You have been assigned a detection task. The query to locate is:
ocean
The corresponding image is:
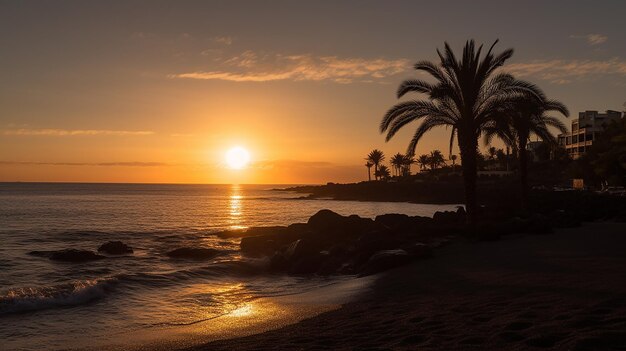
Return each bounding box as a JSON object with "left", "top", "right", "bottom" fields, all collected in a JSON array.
[{"left": 0, "top": 183, "right": 458, "bottom": 350}]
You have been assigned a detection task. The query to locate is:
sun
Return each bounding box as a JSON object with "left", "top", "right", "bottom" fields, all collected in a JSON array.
[{"left": 225, "top": 146, "right": 251, "bottom": 169}]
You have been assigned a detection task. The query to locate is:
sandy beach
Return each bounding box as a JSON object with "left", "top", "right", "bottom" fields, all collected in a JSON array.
[{"left": 187, "top": 222, "right": 626, "bottom": 350}]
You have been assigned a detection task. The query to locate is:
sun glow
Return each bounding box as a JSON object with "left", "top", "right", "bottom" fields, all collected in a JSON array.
[{"left": 225, "top": 147, "right": 251, "bottom": 169}]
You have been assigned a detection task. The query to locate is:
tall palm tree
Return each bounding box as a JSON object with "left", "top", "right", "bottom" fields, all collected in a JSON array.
[
  {"left": 450, "top": 154, "right": 458, "bottom": 168},
  {"left": 366, "top": 149, "right": 385, "bottom": 180},
  {"left": 390, "top": 153, "right": 405, "bottom": 176},
  {"left": 417, "top": 154, "right": 429, "bottom": 172},
  {"left": 485, "top": 92, "right": 569, "bottom": 211},
  {"left": 381, "top": 40, "right": 538, "bottom": 228},
  {"left": 365, "top": 161, "right": 373, "bottom": 181}
]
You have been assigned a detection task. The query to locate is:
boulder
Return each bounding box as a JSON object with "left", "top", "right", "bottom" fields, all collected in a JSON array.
[
  {"left": 98, "top": 241, "right": 133, "bottom": 255},
  {"left": 307, "top": 209, "right": 346, "bottom": 231},
  {"left": 166, "top": 247, "right": 220, "bottom": 260},
  {"left": 30, "top": 249, "right": 106, "bottom": 263},
  {"left": 358, "top": 249, "right": 412, "bottom": 276}
]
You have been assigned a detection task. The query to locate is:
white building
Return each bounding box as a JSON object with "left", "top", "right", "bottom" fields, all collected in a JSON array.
[{"left": 558, "top": 110, "right": 623, "bottom": 159}]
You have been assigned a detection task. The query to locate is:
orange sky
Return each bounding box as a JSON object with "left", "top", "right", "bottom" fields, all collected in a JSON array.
[{"left": 1, "top": 1, "right": 625, "bottom": 184}]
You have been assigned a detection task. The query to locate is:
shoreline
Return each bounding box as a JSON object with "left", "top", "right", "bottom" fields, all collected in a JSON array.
[{"left": 186, "top": 221, "right": 626, "bottom": 350}]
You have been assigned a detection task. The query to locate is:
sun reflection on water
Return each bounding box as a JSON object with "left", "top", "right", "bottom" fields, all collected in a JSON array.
[{"left": 228, "top": 184, "right": 247, "bottom": 230}]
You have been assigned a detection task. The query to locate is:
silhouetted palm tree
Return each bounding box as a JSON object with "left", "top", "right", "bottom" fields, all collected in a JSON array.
[
  {"left": 485, "top": 91, "right": 569, "bottom": 211},
  {"left": 365, "top": 161, "right": 373, "bottom": 181},
  {"left": 376, "top": 165, "right": 391, "bottom": 180},
  {"left": 390, "top": 153, "right": 405, "bottom": 176},
  {"left": 367, "top": 149, "right": 385, "bottom": 180},
  {"left": 417, "top": 154, "right": 429, "bottom": 172},
  {"left": 429, "top": 150, "right": 445, "bottom": 170},
  {"left": 381, "top": 40, "right": 538, "bottom": 228},
  {"left": 402, "top": 154, "right": 416, "bottom": 176},
  {"left": 450, "top": 154, "right": 458, "bottom": 169}
]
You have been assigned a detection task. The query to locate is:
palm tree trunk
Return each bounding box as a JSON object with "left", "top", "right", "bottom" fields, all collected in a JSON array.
[
  {"left": 519, "top": 139, "right": 529, "bottom": 213},
  {"left": 367, "top": 168, "right": 371, "bottom": 181},
  {"left": 459, "top": 135, "right": 478, "bottom": 232}
]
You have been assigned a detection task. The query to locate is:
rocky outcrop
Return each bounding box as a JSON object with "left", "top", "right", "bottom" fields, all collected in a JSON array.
[
  {"left": 30, "top": 249, "right": 106, "bottom": 263},
  {"left": 98, "top": 241, "right": 133, "bottom": 255}
]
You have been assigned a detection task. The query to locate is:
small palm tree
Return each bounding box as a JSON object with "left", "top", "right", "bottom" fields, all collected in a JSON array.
[
  {"left": 485, "top": 91, "right": 569, "bottom": 211},
  {"left": 376, "top": 165, "right": 391, "bottom": 180},
  {"left": 417, "top": 154, "right": 429, "bottom": 172},
  {"left": 450, "top": 154, "right": 458, "bottom": 169},
  {"left": 381, "top": 40, "right": 538, "bottom": 228},
  {"left": 390, "top": 153, "right": 405, "bottom": 177},
  {"left": 429, "top": 150, "right": 445, "bottom": 170},
  {"left": 402, "top": 154, "right": 416, "bottom": 176},
  {"left": 365, "top": 161, "right": 373, "bottom": 181},
  {"left": 366, "top": 149, "right": 385, "bottom": 180}
]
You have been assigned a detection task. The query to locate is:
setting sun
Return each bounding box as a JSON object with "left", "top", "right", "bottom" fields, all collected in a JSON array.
[{"left": 225, "top": 147, "right": 251, "bottom": 169}]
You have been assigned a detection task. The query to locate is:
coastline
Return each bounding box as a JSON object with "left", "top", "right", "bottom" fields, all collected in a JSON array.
[{"left": 186, "top": 221, "right": 626, "bottom": 350}]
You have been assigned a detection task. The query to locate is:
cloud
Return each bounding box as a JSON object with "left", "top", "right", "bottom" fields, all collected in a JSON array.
[
  {"left": 506, "top": 58, "right": 626, "bottom": 84},
  {"left": 170, "top": 51, "right": 410, "bottom": 83},
  {"left": 211, "top": 36, "right": 233, "bottom": 46},
  {"left": 0, "top": 161, "right": 167, "bottom": 167},
  {"left": 570, "top": 34, "right": 608, "bottom": 45},
  {"left": 1, "top": 129, "right": 154, "bottom": 136}
]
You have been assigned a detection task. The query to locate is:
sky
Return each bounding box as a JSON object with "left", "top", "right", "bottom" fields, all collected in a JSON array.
[{"left": 1, "top": 0, "right": 625, "bottom": 184}]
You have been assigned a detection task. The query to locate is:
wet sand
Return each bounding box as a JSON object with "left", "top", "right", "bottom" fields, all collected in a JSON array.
[{"left": 187, "top": 222, "right": 626, "bottom": 350}]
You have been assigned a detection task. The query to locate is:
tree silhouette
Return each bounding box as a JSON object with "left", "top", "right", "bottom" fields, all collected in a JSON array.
[
  {"left": 365, "top": 161, "right": 373, "bottom": 181},
  {"left": 429, "top": 150, "right": 445, "bottom": 170},
  {"left": 376, "top": 165, "right": 391, "bottom": 180},
  {"left": 381, "top": 40, "right": 537, "bottom": 228},
  {"left": 417, "top": 154, "right": 430, "bottom": 172},
  {"left": 402, "top": 154, "right": 416, "bottom": 176},
  {"left": 450, "top": 154, "right": 458, "bottom": 169},
  {"left": 390, "top": 153, "right": 405, "bottom": 176},
  {"left": 485, "top": 89, "right": 569, "bottom": 211},
  {"left": 488, "top": 146, "right": 497, "bottom": 161},
  {"left": 366, "top": 149, "right": 385, "bottom": 180}
]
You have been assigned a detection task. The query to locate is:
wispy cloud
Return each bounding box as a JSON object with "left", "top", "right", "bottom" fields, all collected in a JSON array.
[
  {"left": 170, "top": 51, "right": 410, "bottom": 83},
  {"left": 570, "top": 34, "right": 608, "bottom": 45},
  {"left": 1, "top": 129, "right": 154, "bottom": 136},
  {"left": 211, "top": 36, "right": 233, "bottom": 46},
  {"left": 0, "top": 161, "right": 167, "bottom": 167},
  {"left": 507, "top": 58, "right": 626, "bottom": 84}
]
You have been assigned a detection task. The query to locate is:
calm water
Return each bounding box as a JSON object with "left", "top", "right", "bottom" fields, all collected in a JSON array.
[{"left": 0, "top": 183, "right": 457, "bottom": 350}]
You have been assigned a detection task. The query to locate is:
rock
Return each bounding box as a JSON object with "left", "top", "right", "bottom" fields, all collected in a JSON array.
[
  {"left": 269, "top": 238, "right": 327, "bottom": 273},
  {"left": 98, "top": 241, "right": 133, "bottom": 255},
  {"left": 404, "top": 243, "right": 433, "bottom": 259},
  {"left": 30, "top": 249, "right": 106, "bottom": 263},
  {"left": 307, "top": 209, "right": 346, "bottom": 231},
  {"left": 358, "top": 249, "right": 412, "bottom": 276},
  {"left": 433, "top": 210, "right": 464, "bottom": 224},
  {"left": 166, "top": 247, "right": 220, "bottom": 260},
  {"left": 217, "top": 226, "right": 288, "bottom": 238}
]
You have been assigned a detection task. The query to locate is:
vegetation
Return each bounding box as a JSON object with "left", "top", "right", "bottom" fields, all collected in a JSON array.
[{"left": 380, "top": 40, "right": 539, "bottom": 228}]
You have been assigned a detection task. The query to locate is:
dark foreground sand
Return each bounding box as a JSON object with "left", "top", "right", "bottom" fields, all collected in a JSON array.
[{"left": 188, "top": 222, "right": 626, "bottom": 350}]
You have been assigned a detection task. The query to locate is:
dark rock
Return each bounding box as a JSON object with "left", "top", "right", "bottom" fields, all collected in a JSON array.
[
  {"left": 307, "top": 209, "right": 346, "bottom": 231},
  {"left": 358, "top": 249, "right": 412, "bottom": 276},
  {"left": 30, "top": 249, "right": 106, "bottom": 263},
  {"left": 217, "top": 226, "right": 288, "bottom": 238},
  {"left": 166, "top": 247, "right": 220, "bottom": 260},
  {"left": 403, "top": 243, "right": 433, "bottom": 259},
  {"left": 433, "top": 210, "right": 464, "bottom": 224},
  {"left": 98, "top": 241, "right": 133, "bottom": 255}
]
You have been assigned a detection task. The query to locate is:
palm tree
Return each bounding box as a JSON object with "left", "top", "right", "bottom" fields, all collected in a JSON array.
[
  {"left": 381, "top": 40, "right": 538, "bottom": 228},
  {"left": 417, "top": 154, "right": 429, "bottom": 172},
  {"left": 450, "top": 154, "right": 458, "bottom": 169},
  {"left": 401, "top": 154, "right": 416, "bottom": 176},
  {"left": 429, "top": 150, "right": 445, "bottom": 170},
  {"left": 366, "top": 149, "right": 385, "bottom": 180},
  {"left": 390, "top": 153, "right": 405, "bottom": 176},
  {"left": 376, "top": 165, "right": 391, "bottom": 180},
  {"left": 485, "top": 92, "right": 569, "bottom": 211},
  {"left": 365, "top": 161, "right": 373, "bottom": 181}
]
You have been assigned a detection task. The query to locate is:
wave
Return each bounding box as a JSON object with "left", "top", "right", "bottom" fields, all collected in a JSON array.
[{"left": 0, "top": 279, "right": 116, "bottom": 315}]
